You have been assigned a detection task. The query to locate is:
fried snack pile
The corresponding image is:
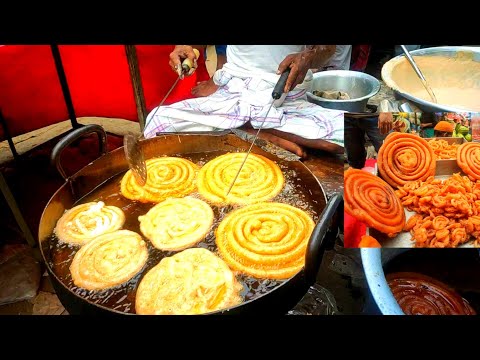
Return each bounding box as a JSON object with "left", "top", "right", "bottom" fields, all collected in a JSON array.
[
  {"left": 139, "top": 197, "right": 214, "bottom": 251},
  {"left": 377, "top": 132, "right": 436, "bottom": 188},
  {"left": 396, "top": 173, "right": 480, "bottom": 247},
  {"left": 54, "top": 202, "right": 125, "bottom": 246},
  {"left": 457, "top": 142, "right": 480, "bottom": 181},
  {"left": 344, "top": 168, "right": 405, "bottom": 237},
  {"left": 215, "top": 202, "right": 315, "bottom": 279},
  {"left": 120, "top": 157, "right": 198, "bottom": 203},
  {"left": 70, "top": 230, "right": 148, "bottom": 290},
  {"left": 197, "top": 152, "right": 284, "bottom": 205},
  {"left": 427, "top": 139, "right": 460, "bottom": 159}
]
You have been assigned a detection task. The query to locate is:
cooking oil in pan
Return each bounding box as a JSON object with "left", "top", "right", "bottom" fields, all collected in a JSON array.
[{"left": 48, "top": 150, "right": 321, "bottom": 314}]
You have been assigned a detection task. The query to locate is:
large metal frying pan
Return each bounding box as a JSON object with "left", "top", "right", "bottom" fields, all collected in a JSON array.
[{"left": 38, "top": 124, "right": 343, "bottom": 315}]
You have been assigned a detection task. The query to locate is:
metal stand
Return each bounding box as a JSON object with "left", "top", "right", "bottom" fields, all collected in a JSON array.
[
  {"left": 0, "top": 46, "right": 84, "bottom": 248},
  {"left": 0, "top": 172, "right": 36, "bottom": 247},
  {"left": 125, "top": 45, "right": 147, "bottom": 132},
  {"left": 50, "top": 45, "right": 80, "bottom": 129}
]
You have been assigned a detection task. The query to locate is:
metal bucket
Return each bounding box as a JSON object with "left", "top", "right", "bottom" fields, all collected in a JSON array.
[
  {"left": 306, "top": 70, "right": 380, "bottom": 113},
  {"left": 361, "top": 248, "right": 480, "bottom": 315}
]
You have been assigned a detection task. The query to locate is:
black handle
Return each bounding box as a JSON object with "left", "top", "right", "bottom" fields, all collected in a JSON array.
[
  {"left": 272, "top": 68, "right": 291, "bottom": 100},
  {"left": 51, "top": 124, "right": 107, "bottom": 181},
  {"left": 304, "top": 192, "right": 344, "bottom": 285}
]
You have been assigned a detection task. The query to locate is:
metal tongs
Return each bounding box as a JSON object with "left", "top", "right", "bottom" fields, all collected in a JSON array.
[
  {"left": 225, "top": 68, "right": 291, "bottom": 197},
  {"left": 124, "top": 48, "right": 200, "bottom": 186}
]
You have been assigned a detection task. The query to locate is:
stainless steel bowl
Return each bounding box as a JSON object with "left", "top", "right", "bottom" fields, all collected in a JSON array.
[
  {"left": 381, "top": 46, "right": 480, "bottom": 113},
  {"left": 306, "top": 70, "right": 381, "bottom": 113}
]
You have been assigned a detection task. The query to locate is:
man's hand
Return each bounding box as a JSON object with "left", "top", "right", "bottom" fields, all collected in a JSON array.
[
  {"left": 378, "top": 112, "right": 394, "bottom": 135},
  {"left": 277, "top": 45, "right": 336, "bottom": 93},
  {"left": 169, "top": 45, "right": 198, "bottom": 78}
]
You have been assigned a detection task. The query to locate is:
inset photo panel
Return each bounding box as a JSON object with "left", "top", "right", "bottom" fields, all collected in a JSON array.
[{"left": 345, "top": 111, "right": 480, "bottom": 248}]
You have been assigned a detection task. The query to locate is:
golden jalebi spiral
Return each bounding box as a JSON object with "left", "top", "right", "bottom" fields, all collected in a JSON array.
[
  {"left": 54, "top": 201, "right": 125, "bottom": 245},
  {"left": 344, "top": 168, "right": 405, "bottom": 237},
  {"left": 215, "top": 202, "right": 315, "bottom": 279},
  {"left": 377, "top": 132, "right": 436, "bottom": 188},
  {"left": 70, "top": 230, "right": 148, "bottom": 290},
  {"left": 135, "top": 248, "right": 243, "bottom": 315},
  {"left": 387, "top": 272, "right": 476, "bottom": 315},
  {"left": 197, "top": 153, "right": 284, "bottom": 205},
  {"left": 120, "top": 157, "right": 198, "bottom": 203},
  {"left": 139, "top": 197, "right": 214, "bottom": 251},
  {"left": 457, "top": 142, "right": 480, "bottom": 181}
]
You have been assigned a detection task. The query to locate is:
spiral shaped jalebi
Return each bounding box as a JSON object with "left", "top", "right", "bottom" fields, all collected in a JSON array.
[
  {"left": 197, "top": 153, "right": 284, "bottom": 205},
  {"left": 70, "top": 230, "right": 148, "bottom": 290},
  {"left": 377, "top": 132, "right": 436, "bottom": 188},
  {"left": 120, "top": 157, "right": 198, "bottom": 203},
  {"left": 55, "top": 201, "right": 125, "bottom": 245},
  {"left": 457, "top": 142, "right": 480, "bottom": 181},
  {"left": 215, "top": 202, "right": 315, "bottom": 279},
  {"left": 344, "top": 168, "right": 405, "bottom": 236},
  {"left": 139, "top": 197, "right": 214, "bottom": 251}
]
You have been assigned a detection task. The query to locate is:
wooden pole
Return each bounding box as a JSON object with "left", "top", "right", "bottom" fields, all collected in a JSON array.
[
  {"left": 0, "top": 109, "right": 19, "bottom": 160},
  {"left": 125, "top": 45, "right": 147, "bottom": 132}
]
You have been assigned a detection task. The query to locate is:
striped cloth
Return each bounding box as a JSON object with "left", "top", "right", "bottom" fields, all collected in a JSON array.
[{"left": 144, "top": 68, "right": 344, "bottom": 147}]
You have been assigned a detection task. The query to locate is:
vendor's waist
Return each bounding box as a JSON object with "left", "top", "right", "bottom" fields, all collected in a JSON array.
[{"left": 221, "top": 63, "right": 312, "bottom": 91}]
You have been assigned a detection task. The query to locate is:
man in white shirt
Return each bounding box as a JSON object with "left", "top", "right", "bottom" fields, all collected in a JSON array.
[
  {"left": 144, "top": 45, "right": 344, "bottom": 155},
  {"left": 322, "top": 45, "right": 352, "bottom": 70}
]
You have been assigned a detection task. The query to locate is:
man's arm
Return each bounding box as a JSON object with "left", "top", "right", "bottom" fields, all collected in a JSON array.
[
  {"left": 277, "top": 45, "right": 336, "bottom": 93},
  {"left": 304, "top": 45, "right": 337, "bottom": 69}
]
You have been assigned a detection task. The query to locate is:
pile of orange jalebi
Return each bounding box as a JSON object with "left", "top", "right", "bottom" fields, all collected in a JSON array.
[
  {"left": 427, "top": 139, "right": 459, "bottom": 160},
  {"left": 396, "top": 173, "right": 480, "bottom": 248},
  {"left": 457, "top": 142, "right": 480, "bottom": 181}
]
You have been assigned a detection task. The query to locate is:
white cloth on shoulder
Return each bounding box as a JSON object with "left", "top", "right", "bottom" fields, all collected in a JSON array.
[{"left": 143, "top": 67, "right": 344, "bottom": 147}]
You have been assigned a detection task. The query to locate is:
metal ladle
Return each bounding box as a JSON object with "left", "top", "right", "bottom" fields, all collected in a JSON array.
[{"left": 400, "top": 45, "right": 438, "bottom": 103}]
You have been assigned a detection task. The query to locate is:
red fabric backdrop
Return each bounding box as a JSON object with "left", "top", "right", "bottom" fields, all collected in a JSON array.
[{"left": 0, "top": 45, "right": 210, "bottom": 140}]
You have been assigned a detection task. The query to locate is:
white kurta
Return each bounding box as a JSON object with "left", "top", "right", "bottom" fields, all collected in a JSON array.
[{"left": 143, "top": 45, "right": 344, "bottom": 147}]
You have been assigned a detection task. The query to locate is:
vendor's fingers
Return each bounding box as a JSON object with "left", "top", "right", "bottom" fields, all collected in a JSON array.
[
  {"left": 170, "top": 46, "right": 197, "bottom": 78},
  {"left": 289, "top": 68, "right": 308, "bottom": 93},
  {"left": 169, "top": 59, "right": 182, "bottom": 77},
  {"left": 377, "top": 118, "right": 385, "bottom": 134},
  {"left": 386, "top": 121, "right": 393, "bottom": 133},
  {"left": 285, "top": 64, "right": 299, "bottom": 93},
  {"left": 187, "top": 64, "right": 196, "bottom": 76},
  {"left": 169, "top": 55, "right": 183, "bottom": 77},
  {"left": 381, "top": 122, "right": 389, "bottom": 135},
  {"left": 277, "top": 54, "right": 294, "bottom": 75}
]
